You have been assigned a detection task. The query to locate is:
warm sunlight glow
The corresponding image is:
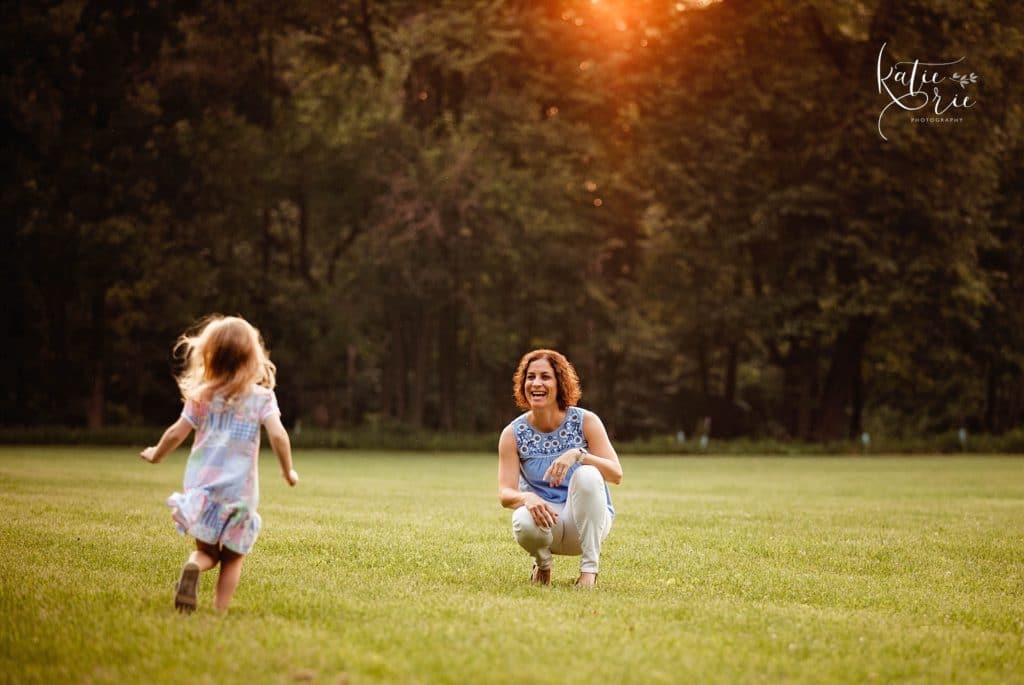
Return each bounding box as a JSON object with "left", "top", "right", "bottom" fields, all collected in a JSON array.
[
  {"left": 574, "top": 0, "right": 633, "bottom": 44},
  {"left": 561, "top": 0, "right": 722, "bottom": 71},
  {"left": 675, "top": 0, "right": 722, "bottom": 10},
  {"left": 565, "top": 0, "right": 724, "bottom": 44}
]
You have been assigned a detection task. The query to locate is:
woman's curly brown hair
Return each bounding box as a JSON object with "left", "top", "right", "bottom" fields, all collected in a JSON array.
[{"left": 512, "top": 349, "right": 582, "bottom": 411}]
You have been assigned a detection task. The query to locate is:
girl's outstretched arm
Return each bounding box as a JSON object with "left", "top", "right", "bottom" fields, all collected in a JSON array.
[
  {"left": 140, "top": 417, "right": 193, "bottom": 463},
  {"left": 263, "top": 414, "right": 298, "bottom": 486}
]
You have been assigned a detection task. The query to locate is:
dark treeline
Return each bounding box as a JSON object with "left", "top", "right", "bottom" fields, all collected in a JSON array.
[{"left": 3, "top": 0, "right": 1022, "bottom": 441}]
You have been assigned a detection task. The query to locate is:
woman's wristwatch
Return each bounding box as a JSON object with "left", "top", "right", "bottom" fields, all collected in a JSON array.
[{"left": 576, "top": 447, "right": 587, "bottom": 464}]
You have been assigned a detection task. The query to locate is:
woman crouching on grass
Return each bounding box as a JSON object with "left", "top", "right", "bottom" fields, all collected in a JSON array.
[
  {"left": 498, "top": 349, "right": 622, "bottom": 587},
  {"left": 140, "top": 315, "right": 298, "bottom": 612}
]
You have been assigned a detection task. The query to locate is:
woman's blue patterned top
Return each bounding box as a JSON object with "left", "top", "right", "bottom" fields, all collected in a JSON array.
[{"left": 511, "top": 406, "right": 614, "bottom": 515}]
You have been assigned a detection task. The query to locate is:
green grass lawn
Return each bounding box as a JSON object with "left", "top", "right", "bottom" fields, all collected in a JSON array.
[{"left": 0, "top": 448, "right": 1021, "bottom": 684}]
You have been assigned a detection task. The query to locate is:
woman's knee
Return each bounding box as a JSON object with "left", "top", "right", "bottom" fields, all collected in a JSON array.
[
  {"left": 572, "top": 465, "right": 604, "bottom": 494},
  {"left": 512, "top": 506, "right": 549, "bottom": 545}
]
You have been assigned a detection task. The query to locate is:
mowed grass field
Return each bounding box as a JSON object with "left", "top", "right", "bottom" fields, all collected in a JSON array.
[{"left": 0, "top": 448, "right": 1022, "bottom": 684}]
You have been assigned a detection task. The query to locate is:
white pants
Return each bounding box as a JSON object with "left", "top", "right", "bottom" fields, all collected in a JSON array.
[{"left": 511, "top": 465, "right": 613, "bottom": 574}]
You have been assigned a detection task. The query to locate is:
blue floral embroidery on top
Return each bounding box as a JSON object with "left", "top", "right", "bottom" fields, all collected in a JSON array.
[{"left": 514, "top": 407, "right": 585, "bottom": 458}]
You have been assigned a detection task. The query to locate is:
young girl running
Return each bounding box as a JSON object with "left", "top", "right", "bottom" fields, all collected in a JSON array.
[{"left": 140, "top": 315, "right": 299, "bottom": 613}]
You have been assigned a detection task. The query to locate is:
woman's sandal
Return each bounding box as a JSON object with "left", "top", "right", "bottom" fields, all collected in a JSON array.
[
  {"left": 530, "top": 563, "right": 552, "bottom": 586},
  {"left": 174, "top": 561, "right": 200, "bottom": 613},
  {"left": 575, "top": 572, "right": 598, "bottom": 588}
]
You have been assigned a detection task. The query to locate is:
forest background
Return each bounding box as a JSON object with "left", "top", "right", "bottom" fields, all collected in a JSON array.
[{"left": 3, "top": 0, "right": 1022, "bottom": 446}]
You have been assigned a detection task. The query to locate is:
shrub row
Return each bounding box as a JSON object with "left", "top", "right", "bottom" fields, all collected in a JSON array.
[{"left": 1, "top": 426, "right": 1022, "bottom": 454}]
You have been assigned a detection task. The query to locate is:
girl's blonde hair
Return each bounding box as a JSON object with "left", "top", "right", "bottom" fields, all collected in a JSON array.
[{"left": 174, "top": 315, "right": 276, "bottom": 403}]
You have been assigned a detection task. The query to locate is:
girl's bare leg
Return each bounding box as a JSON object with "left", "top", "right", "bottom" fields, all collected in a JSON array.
[
  {"left": 176, "top": 539, "right": 219, "bottom": 613},
  {"left": 189, "top": 540, "right": 220, "bottom": 571},
  {"left": 214, "top": 548, "right": 245, "bottom": 611}
]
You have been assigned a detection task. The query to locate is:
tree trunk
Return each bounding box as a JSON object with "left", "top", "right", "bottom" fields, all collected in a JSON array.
[
  {"left": 86, "top": 372, "right": 105, "bottom": 429},
  {"left": 781, "top": 347, "right": 818, "bottom": 439},
  {"left": 47, "top": 281, "right": 72, "bottom": 422},
  {"left": 86, "top": 287, "right": 106, "bottom": 429},
  {"left": 697, "top": 336, "right": 710, "bottom": 397},
  {"left": 261, "top": 206, "right": 272, "bottom": 275},
  {"left": 724, "top": 273, "right": 742, "bottom": 405},
  {"left": 358, "top": 0, "right": 382, "bottom": 77},
  {"left": 849, "top": 345, "right": 864, "bottom": 439},
  {"left": 408, "top": 307, "right": 433, "bottom": 428},
  {"left": 983, "top": 364, "right": 997, "bottom": 433},
  {"left": 724, "top": 341, "right": 738, "bottom": 405},
  {"left": 1007, "top": 372, "right": 1024, "bottom": 432},
  {"left": 3, "top": 254, "right": 28, "bottom": 422},
  {"left": 345, "top": 343, "right": 357, "bottom": 425},
  {"left": 437, "top": 297, "right": 458, "bottom": 431},
  {"left": 812, "top": 316, "right": 871, "bottom": 441},
  {"left": 297, "top": 189, "right": 312, "bottom": 285},
  {"left": 386, "top": 312, "right": 407, "bottom": 421}
]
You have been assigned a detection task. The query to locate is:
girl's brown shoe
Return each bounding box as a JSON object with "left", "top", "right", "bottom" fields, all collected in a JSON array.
[
  {"left": 174, "top": 562, "right": 200, "bottom": 613},
  {"left": 530, "top": 563, "right": 551, "bottom": 585}
]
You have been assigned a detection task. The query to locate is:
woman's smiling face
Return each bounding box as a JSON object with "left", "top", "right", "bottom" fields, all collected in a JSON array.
[{"left": 524, "top": 358, "right": 559, "bottom": 410}]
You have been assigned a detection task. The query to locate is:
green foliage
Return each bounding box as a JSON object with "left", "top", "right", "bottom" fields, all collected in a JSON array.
[
  {"left": 4, "top": 425, "right": 1024, "bottom": 456},
  {"left": 2, "top": 1, "right": 1022, "bottom": 441}
]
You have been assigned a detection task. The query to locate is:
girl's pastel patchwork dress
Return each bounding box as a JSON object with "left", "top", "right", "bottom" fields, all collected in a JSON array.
[{"left": 166, "top": 385, "right": 280, "bottom": 554}]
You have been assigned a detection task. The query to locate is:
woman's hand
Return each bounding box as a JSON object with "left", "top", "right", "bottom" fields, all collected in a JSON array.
[
  {"left": 523, "top": 493, "right": 559, "bottom": 528},
  {"left": 544, "top": 447, "right": 583, "bottom": 488},
  {"left": 283, "top": 468, "right": 299, "bottom": 486},
  {"left": 139, "top": 447, "right": 160, "bottom": 463}
]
